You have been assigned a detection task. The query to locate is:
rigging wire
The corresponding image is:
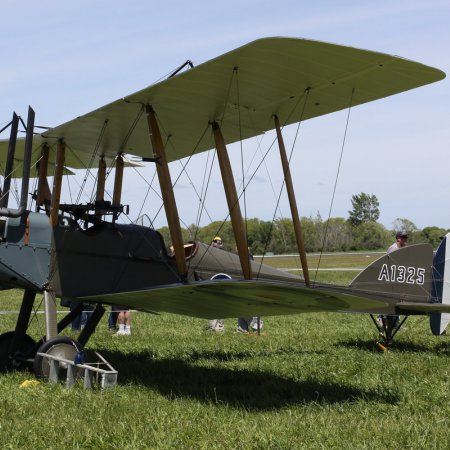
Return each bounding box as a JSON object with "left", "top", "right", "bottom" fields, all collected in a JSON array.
[
  {"left": 313, "top": 88, "right": 355, "bottom": 285},
  {"left": 256, "top": 90, "right": 310, "bottom": 279},
  {"left": 75, "top": 119, "right": 109, "bottom": 205},
  {"left": 234, "top": 67, "right": 249, "bottom": 250}
]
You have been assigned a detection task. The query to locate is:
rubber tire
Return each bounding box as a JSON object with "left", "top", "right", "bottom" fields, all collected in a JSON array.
[
  {"left": 0, "top": 331, "right": 36, "bottom": 373},
  {"left": 34, "top": 336, "right": 83, "bottom": 379}
]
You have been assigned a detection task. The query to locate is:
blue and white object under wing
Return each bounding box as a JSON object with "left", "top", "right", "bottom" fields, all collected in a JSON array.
[{"left": 430, "top": 233, "right": 450, "bottom": 335}]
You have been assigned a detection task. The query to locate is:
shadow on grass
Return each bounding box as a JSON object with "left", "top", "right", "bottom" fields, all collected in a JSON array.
[
  {"left": 187, "top": 348, "right": 325, "bottom": 362},
  {"left": 337, "top": 338, "right": 445, "bottom": 354},
  {"left": 97, "top": 348, "right": 399, "bottom": 411}
]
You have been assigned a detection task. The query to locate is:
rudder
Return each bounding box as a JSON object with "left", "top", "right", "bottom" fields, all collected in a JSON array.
[{"left": 430, "top": 233, "right": 450, "bottom": 336}]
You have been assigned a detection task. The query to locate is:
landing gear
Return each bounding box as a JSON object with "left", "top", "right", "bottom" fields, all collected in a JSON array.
[
  {"left": 371, "top": 314, "right": 408, "bottom": 349},
  {"left": 0, "top": 331, "right": 36, "bottom": 372},
  {"left": 34, "top": 336, "right": 83, "bottom": 379},
  {"left": 1, "top": 288, "right": 104, "bottom": 379}
]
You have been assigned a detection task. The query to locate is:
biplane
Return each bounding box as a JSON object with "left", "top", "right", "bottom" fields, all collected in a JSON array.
[{"left": 0, "top": 37, "right": 448, "bottom": 378}]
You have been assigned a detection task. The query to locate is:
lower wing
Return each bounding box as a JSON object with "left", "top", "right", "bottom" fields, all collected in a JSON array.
[{"left": 80, "top": 279, "right": 388, "bottom": 319}]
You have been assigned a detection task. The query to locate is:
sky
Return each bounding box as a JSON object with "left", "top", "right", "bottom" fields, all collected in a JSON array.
[{"left": 1, "top": 0, "right": 449, "bottom": 232}]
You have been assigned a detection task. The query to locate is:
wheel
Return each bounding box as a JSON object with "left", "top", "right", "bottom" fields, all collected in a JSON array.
[
  {"left": 0, "top": 331, "right": 36, "bottom": 373},
  {"left": 34, "top": 336, "right": 83, "bottom": 379}
]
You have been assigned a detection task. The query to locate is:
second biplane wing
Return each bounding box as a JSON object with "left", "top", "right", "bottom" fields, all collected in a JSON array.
[
  {"left": 0, "top": 37, "right": 445, "bottom": 172},
  {"left": 80, "top": 279, "right": 389, "bottom": 319}
]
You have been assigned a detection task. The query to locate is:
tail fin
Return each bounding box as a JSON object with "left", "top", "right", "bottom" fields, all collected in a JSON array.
[
  {"left": 430, "top": 233, "right": 450, "bottom": 336},
  {"left": 350, "top": 244, "right": 433, "bottom": 303}
]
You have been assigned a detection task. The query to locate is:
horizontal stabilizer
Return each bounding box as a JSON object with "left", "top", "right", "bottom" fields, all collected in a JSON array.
[
  {"left": 397, "top": 302, "right": 450, "bottom": 314},
  {"left": 80, "top": 279, "right": 387, "bottom": 319}
]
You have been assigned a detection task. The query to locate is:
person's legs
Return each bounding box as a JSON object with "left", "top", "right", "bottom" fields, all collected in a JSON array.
[
  {"left": 249, "top": 317, "right": 263, "bottom": 332},
  {"left": 116, "top": 310, "right": 126, "bottom": 335},
  {"left": 108, "top": 307, "right": 118, "bottom": 331},
  {"left": 70, "top": 302, "right": 82, "bottom": 331},
  {"left": 124, "top": 311, "right": 132, "bottom": 335},
  {"left": 116, "top": 308, "right": 131, "bottom": 335},
  {"left": 236, "top": 317, "right": 252, "bottom": 333},
  {"left": 80, "top": 305, "right": 94, "bottom": 329},
  {"left": 207, "top": 319, "right": 225, "bottom": 332}
]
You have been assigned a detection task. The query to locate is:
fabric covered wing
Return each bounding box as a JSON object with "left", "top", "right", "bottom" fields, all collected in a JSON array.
[
  {"left": 0, "top": 37, "right": 444, "bottom": 173},
  {"left": 80, "top": 279, "right": 388, "bottom": 319}
]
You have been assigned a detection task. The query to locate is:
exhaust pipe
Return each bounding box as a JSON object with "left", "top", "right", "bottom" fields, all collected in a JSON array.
[{"left": 0, "top": 106, "right": 34, "bottom": 218}]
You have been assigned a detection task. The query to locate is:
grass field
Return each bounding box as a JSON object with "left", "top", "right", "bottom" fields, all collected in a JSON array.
[{"left": 0, "top": 253, "right": 449, "bottom": 449}]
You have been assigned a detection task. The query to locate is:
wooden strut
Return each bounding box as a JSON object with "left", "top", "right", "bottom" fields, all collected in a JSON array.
[
  {"left": 145, "top": 105, "right": 187, "bottom": 279},
  {"left": 96, "top": 157, "right": 107, "bottom": 218},
  {"left": 47, "top": 140, "right": 65, "bottom": 339},
  {"left": 112, "top": 154, "right": 124, "bottom": 206},
  {"left": 50, "top": 139, "right": 65, "bottom": 226},
  {"left": 274, "top": 115, "right": 310, "bottom": 287},
  {"left": 97, "top": 157, "right": 107, "bottom": 202},
  {"left": 212, "top": 122, "right": 252, "bottom": 280}
]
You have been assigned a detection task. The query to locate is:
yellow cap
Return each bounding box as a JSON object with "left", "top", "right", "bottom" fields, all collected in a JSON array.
[{"left": 213, "top": 236, "right": 222, "bottom": 241}]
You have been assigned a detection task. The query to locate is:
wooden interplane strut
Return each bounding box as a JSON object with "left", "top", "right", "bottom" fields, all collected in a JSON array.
[
  {"left": 146, "top": 105, "right": 187, "bottom": 279},
  {"left": 96, "top": 157, "right": 106, "bottom": 202},
  {"left": 212, "top": 122, "right": 251, "bottom": 280},
  {"left": 36, "top": 143, "right": 51, "bottom": 213},
  {"left": 96, "top": 157, "right": 107, "bottom": 217},
  {"left": 274, "top": 116, "right": 310, "bottom": 286},
  {"left": 50, "top": 140, "right": 65, "bottom": 226},
  {"left": 112, "top": 155, "right": 124, "bottom": 206}
]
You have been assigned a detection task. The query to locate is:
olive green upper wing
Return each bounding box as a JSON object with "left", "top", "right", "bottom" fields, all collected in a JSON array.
[{"left": 1, "top": 37, "right": 445, "bottom": 174}]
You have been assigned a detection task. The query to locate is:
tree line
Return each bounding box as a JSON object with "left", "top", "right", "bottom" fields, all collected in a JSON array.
[{"left": 157, "top": 193, "right": 448, "bottom": 254}]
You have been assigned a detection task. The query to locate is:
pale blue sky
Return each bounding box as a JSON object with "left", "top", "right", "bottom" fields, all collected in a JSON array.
[{"left": 1, "top": 0, "right": 449, "bottom": 231}]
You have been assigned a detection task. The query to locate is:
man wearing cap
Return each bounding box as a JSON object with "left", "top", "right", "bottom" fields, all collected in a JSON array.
[{"left": 387, "top": 231, "right": 408, "bottom": 254}]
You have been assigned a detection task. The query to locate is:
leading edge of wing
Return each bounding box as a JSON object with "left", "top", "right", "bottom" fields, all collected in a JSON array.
[
  {"left": 79, "top": 279, "right": 388, "bottom": 319},
  {"left": 8, "top": 36, "right": 444, "bottom": 172}
]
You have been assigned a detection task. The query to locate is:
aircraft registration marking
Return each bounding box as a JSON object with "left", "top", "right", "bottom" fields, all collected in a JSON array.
[{"left": 378, "top": 264, "right": 425, "bottom": 285}]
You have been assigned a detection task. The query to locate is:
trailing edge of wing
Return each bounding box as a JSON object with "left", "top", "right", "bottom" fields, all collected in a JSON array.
[
  {"left": 80, "top": 279, "right": 388, "bottom": 319},
  {"left": 0, "top": 37, "right": 445, "bottom": 174}
]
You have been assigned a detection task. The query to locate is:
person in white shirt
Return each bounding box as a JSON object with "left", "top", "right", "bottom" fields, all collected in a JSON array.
[{"left": 387, "top": 231, "right": 408, "bottom": 253}]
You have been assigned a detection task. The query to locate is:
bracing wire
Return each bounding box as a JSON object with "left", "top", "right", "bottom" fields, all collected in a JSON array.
[
  {"left": 256, "top": 90, "right": 310, "bottom": 279},
  {"left": 313, "top": 88, "right": 355, "bottom": 285}
]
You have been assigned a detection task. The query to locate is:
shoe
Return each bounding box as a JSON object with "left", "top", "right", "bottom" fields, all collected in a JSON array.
[
  {"left": 234, "top": 326, "right": 248, "bottom": 333},
  {"left": 123, "top": 328, "right": 131, "bottom": 336},
  {"left": 115, "top": 329, "right": 126, "bottom": 336}
]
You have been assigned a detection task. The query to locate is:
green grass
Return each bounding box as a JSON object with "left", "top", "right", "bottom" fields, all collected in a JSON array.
[
  {"left": 256, "top": 251, "right": 379, "bottom": 285},
  {"left": 255, "top": 252, "right": 381, "bottom": 270},
  {"left": 0, "top": 252, "right": 449, "bottom": 449}
]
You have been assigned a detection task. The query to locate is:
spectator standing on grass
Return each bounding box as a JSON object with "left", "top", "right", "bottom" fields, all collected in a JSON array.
[{"left": 115, "top": 307, "right": 132, "bottom": 336}]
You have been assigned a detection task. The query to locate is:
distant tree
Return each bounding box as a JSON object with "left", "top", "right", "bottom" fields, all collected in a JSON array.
[
  {"left": 348, "top": 193, "right": 380, "bottom": 226},
  {"left": 300, "top": 215, "right": 323, "bottom": 253},
  {"left": 351, "top": 221, "right": 391, "bottom": 251},
  {"left": 322, "top": 217, "right": 353, "bottom": 251},
  {"left": 420, "top": 226, "right": 447, "bottom": 248},
  {"left": 392, "top": 218, "right": 418, "bottom": 234}
]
